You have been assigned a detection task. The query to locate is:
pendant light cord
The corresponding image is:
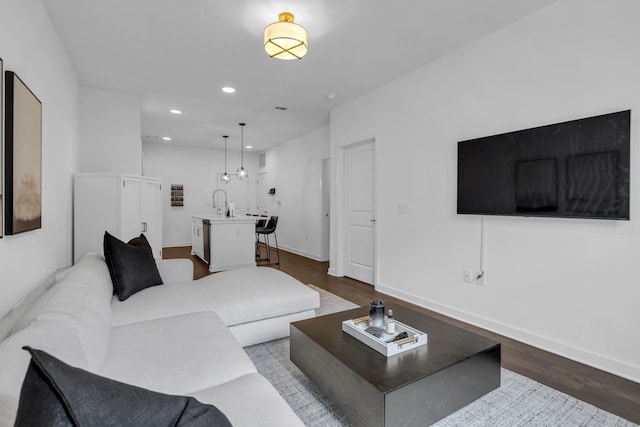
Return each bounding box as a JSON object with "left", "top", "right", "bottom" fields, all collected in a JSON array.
[
  {"left": 223, "top": 135, "right": 228, "bottom": 173},
  {"left": 239, "top": 123, "right": 245, "bottom": 168}
]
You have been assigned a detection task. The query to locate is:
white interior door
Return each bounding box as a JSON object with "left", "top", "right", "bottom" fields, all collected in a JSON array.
[
  {"left": 344, "top": 141, "right": 375, "bottom": 284},
  {"left": 256, "top": 172, "right": 268, "bottom": 214},
  {"left": 321, "top": 158, "right": 330, "bottom": 261},
  {"left": 141, "top": 179, "right": 162, "bottom": 258},
  {"left": 120, "top": 176, "right": 143, "bottom": 241}
]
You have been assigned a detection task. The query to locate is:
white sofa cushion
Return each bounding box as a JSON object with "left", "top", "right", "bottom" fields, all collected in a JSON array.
[
  {"left": 229, "top": 309, "right": 317, "bottom": 347},
  {"left": 100, "top": 311, "right": 256, "bottom": 395},
  {"left": 110, "top": 281, "right": 214, "bottom": 327},
  {"left": 8, "top": 254, "right": 113, "bottom": 372},
  {"left": 155, "top": 258, "right": 194, "bottom": 284},
  {"left": 0, "top": 319, "right": 88, "bottom": 426},
  {"left": 198, "top": 266, "right": 320, "bottom": 327},
  {"left": 0, "top": 266, "right": 71, "bottom": 342},
  {"left": 191, "top": 373, "right": 304, "bottom": 427}
]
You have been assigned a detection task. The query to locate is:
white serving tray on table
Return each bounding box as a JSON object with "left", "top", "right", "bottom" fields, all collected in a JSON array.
[{"left": 342, "top": 315, "right": 428, "bottom": 357}]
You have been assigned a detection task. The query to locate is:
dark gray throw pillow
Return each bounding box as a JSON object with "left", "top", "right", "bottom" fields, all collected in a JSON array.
[
  {"left": 127, "top": 232, "right": 155, "bottom": 256},
  {"left": 15, "top": 347, "right": 233, "bottom": 427},
  {"left": 103, "top": 231, "right": 163, "bottom": 301}
]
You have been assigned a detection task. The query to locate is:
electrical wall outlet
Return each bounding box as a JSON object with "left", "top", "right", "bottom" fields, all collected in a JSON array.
[{"left": 463, "top": 269, "right": 473, "bottom": 283}]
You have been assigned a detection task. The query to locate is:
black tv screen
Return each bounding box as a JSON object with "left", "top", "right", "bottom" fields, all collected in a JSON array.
[{"left": 457, "top": 110, "right": 630, "bottom": 220}]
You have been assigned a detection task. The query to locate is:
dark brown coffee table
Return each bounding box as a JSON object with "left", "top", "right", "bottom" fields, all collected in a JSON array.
[{"left": 290, "top": 304, "right": 500, "bottom": 427}]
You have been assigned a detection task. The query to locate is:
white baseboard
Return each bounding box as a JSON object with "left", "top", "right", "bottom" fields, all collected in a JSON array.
[
  {"left": 162, "top": 242, "right": 192, "bottom": 248},
  {"left": 277, "top": 244, "right": 327, "bottom": 262},
  {"left": 376, "top": 282, "right": 640, "bottom": 383},
  {"left": 327, "top": 267, "right": 339, "bottom": 277}
]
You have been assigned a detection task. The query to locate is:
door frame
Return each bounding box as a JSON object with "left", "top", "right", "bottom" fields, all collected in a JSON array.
[
  {"left": 332, "top": 137, "right": 377, "bottom": 285},
  {"left": 321, "top": 158, "right": 331, "bottom": 261}
]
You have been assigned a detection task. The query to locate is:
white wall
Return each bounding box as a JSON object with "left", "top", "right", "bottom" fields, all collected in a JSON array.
[
  {"left": 330, "top": 0, "right": 640, "bottom": 381},
  {"left": 142, "top": 143, "right": 258, "bottom": 246},
  {"left": 0, "top": 0, "right": 79, "bottom": 317},
  {"left": 79, "top": 87, "right": 141, "bottom": 174},
  {"left": 261, "top": 125, "right": 330, "bottom": 261}
]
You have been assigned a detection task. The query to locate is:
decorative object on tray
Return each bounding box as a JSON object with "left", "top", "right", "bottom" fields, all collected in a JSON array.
[
  {"left": 385, "top": 309, "right": 395, "bottom": 334},
  {"left": 368, "top": 299, "right": 385, "bottom": 328},
  {"left": 342, "top": 312, "right": 428, "bottom": 357}
]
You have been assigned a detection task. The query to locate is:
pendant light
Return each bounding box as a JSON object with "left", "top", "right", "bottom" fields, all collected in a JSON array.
[
  {"left": 237, "top": 123, "right": 248, "bottom": 180},
  {"left": 221, "top": 135, "right": 231, "bottom": 184}
]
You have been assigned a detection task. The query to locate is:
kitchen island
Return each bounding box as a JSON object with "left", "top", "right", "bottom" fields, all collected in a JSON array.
[{"left": 191, "top": 214, "right": 257, "bottom": 272}]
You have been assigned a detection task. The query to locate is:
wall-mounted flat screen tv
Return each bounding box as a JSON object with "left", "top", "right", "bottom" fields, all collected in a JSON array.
[{"left": 457, "top": 110, "right": 630, "bottom": 220}]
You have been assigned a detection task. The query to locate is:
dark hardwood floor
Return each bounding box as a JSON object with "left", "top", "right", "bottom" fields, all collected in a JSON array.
[{"left": 163, "top": 246, "right": 640, "bottom": 424}]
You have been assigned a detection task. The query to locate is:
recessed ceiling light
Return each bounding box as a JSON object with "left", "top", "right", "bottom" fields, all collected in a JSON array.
[
  {"left": 245, "top": 145, "right": 253, "bottom": 149},
  {"left": 170, "top": 109, "right": 182, "bottom": 114},
  {"left": 162, "top": 137, "right": 172, "bottom": 141},
  {"left": 222, "top": 87, "right": 236, "bottom": 93}
]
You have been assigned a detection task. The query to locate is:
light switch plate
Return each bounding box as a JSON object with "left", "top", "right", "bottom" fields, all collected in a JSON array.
[{"left": 397, "top": 203, "right": 409, "bottom": 214}]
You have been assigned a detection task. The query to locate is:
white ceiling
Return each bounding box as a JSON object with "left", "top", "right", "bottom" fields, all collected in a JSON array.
[{"left": 42, "top": 0, "right": 558, "bottom": 152}]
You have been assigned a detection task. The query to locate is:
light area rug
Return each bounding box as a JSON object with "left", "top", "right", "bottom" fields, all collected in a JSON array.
[{"left": 245, "top": 285, "right": 637, "bottom": 427}]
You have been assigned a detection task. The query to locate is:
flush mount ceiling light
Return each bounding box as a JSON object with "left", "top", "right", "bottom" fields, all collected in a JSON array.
[
  {"left": 162, "top": 136, "right": 172, "bottom": 141},
  {"left": 221, "top": 135, "right": 231, "bottom": 184},
  {"left": 170, "top": 109, "right": 182, "bottom": 114},
  {"left": 264, "top": 12, "right": 308, "bottom": 60},
  {"left": 222, "top": 86, "right": 236, "bottom": 93},
  {"left": 236, "top": 123, "right": 249, "bottom": 180}
]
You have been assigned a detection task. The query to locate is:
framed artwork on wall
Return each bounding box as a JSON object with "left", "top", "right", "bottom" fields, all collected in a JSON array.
[
  {"left": 0, "top": 57, "right": 3, "bottom": 238},
  {"left": 4, "top": 71, "right": 42, "bottom": 235}
]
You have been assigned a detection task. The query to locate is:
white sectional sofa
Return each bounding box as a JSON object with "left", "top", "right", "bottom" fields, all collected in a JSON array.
[{"left": 0, "top": 253, "right": 320, "bottom": 426}]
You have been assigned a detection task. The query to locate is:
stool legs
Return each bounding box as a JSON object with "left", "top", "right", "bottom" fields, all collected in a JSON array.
[
  {"left": 255, "top": 232, "right": 260, "bottom": 259},
  {"left": 256, "top": 232, "right": 279, "bottom": 265},
  {"left": 271, "top": 232, "right": 280, "bottom": 265}
]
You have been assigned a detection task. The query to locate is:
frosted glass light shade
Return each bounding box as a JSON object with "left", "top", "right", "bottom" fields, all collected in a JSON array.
[
  {"left": 264, "top": 12, "right": 308, "bottom": 60},
  {"left": 221, "top": 173, "right": 231, "bottom": 184},
  {"left": 237, "top": 166, "right": 248, "bottom": 180}
]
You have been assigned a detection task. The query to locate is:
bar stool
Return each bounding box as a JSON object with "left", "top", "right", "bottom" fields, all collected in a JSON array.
[
  {"left": 254, "top": 216, "right": 267, "bottom": 258},
  {"left": 256, "top": 216, "right": 279, "bottom": 265}
]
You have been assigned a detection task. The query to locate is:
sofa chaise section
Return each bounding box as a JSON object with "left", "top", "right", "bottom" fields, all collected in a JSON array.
[{"left": 111, "top": 264, "right": 320, "bottom": 346}]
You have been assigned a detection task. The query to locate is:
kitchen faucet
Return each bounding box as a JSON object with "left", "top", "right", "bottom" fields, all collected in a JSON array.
[{"left": 212, "top": 189, "right": 228, "bottom": 216}]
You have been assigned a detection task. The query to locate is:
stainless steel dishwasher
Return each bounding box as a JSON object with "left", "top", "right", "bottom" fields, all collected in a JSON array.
[{"left": 202, "top": 219, "right": 211, "bottom": 264}]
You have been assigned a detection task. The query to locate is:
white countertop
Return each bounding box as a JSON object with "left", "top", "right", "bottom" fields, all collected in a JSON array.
[{"left": 193, "top": 214, "right": 257, "bottom": 223}]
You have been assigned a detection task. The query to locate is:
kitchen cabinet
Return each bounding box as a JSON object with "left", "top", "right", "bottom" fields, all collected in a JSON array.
[
  {"left": 74, "top": 173, "right": 163, "bottom": 262},
  {"left": 192, "top": 215, "right": 256, "bottom": 272},
  {"left": 191, "top": 218, "right": 205, "bottom": 261}
]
